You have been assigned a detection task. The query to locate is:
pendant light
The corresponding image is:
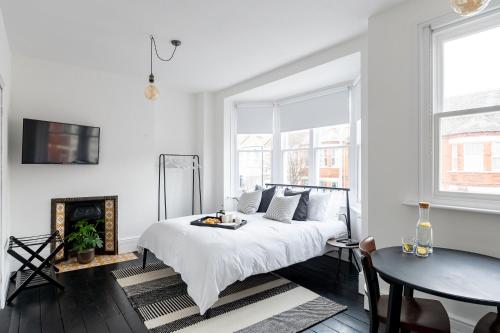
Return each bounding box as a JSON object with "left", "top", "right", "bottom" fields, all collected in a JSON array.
[
  {"left": 145, "top": 35, "right": 181, "bottom": 101},
  {"left": 450, "top": 0, "right": 491, "bottom": 16}
]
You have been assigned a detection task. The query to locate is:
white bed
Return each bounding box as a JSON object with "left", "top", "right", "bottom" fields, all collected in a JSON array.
[{"left": 137, "top": 211, "right": 347, "bottom": 314}]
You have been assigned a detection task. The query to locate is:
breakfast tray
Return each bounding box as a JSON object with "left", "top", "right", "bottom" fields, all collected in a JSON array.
[{"left": 190, "top": 216, "right": 247, "bottom": 230}]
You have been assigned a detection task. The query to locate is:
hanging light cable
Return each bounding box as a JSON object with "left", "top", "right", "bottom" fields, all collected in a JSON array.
[
  {"left": 145, "top": 35, "right": 181, "bottom": 101},
  {"left": 450, "top": 0, "right": 491, "bottom": 16}
]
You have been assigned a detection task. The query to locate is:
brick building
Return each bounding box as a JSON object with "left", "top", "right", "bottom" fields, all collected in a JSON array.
[{"left": 441, "top": 111, "right": 500, "bottom": 194}]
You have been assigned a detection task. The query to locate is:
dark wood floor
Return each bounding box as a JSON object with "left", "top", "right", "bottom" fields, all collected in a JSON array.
[{"left": 0, "top": 254, "right": 369, "bottom": 333}]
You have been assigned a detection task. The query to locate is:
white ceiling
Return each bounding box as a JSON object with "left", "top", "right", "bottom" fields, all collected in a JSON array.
[
  {"left": 0, "top": 0, "right": 405, "bottom": 93},
  {"left": 231, "top": 53, "right": 360, "bottom": 102}
]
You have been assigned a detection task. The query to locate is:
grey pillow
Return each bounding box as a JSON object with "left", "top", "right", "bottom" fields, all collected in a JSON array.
[
  {"left": 284, "top": 189, "right": 310, "bottom": 221},
  {"left": 264, "top": 195, "right": 301, "bottom": 223},
  {"left": 237, "top": 191, "right": 262, "bottom": 214},
  {"left": 255, "top": 185, "right": 276, "bottom": 213}
]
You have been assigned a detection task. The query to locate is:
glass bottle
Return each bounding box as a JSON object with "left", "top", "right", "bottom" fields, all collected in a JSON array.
[{"left": 415, "top": 202, "right": 433, "bottom": 257}]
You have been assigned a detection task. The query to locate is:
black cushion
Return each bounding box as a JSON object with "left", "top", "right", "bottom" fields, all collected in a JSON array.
[
  {"left": 255, "top": 185, "right": 276, "bottom": 213},
  {"left": 284, "top": 189, "right": 310, "bottom": 221}
]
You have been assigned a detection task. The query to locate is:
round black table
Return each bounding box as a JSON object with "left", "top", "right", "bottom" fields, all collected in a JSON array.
[{"left": 371, "top": 247, "right": 500, "bottom": 332}]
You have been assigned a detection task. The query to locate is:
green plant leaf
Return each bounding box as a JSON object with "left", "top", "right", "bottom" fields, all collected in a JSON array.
[{"left": 66, "top": 219, "right": 103, "bottom": 252}]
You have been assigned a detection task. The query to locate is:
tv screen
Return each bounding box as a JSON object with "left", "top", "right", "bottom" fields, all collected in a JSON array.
[{"left": 22, "top": 119, "right": 100, "bottom": 164}]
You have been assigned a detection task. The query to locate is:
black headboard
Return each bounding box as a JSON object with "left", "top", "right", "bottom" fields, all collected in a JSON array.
[{"left": 265, "top": 183, "right": 352, "bottom": 240}]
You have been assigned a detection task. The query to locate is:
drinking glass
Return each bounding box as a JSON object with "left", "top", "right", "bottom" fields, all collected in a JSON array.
[
  {"left": 401, "top": 236, "right": 415, "bottom": 254},
  {"left": 415, "top": 244, "right": 430, "bottom": 257}
]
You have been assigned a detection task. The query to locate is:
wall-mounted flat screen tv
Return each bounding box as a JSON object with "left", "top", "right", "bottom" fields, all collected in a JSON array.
[{"left": 22, "top": 118, "right": 100, "bottom": 164}]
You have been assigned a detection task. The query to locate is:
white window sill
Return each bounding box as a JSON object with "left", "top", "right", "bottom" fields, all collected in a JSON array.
[{"left": 402, "top": 201, "right": 500, "bottom": 215}]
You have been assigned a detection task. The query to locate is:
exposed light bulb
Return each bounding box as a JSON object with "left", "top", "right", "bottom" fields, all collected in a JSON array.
[
  {"left": 145, "top": 84, "right": 159, "bottom": 101},
  {"left": 450, "top": 0, "right": 491, "bottom": 16},
  {"left": 145, "top": 73, "right": 159, "bottom": 101},
  {"left": 145, "top": 36, "right": 181, "bottom": 100}
]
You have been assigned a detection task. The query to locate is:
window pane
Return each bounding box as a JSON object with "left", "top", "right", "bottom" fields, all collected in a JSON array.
[
  {"left": 316, "top": 147, "right": 349, "bottom": 188},
  {"left": 463, "top": 143, "right": 484, "bottom": 172},
  {"left": 440, "top": 111, "right": 500, "bottom": 194},
  {"left": 443, "top": 26, "right": 500, "bottom": 112},
  {"left": 451, "top": 144, "right": 458, "bottom": 171},
  {"left": 493, "top": 143, "right": 500, "bottom": 171},
  {"left": 283, "top": 150, "right": 309, "bottom": 185},
  {"left": 316, "top": 124, "right": 350, "bottom": 147},
  {"left": 281, "top": 129, "right": 309, "bottom": 149},
  {"left": 238, "top": 151, "right": 271, "bottom": 192}
]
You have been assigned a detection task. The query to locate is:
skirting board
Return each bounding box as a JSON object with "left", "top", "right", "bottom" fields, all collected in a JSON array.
[
  {"left": 1, "top": 257, "right": 10, "bottom": 308},
  {"left": 118, "top": 236, "right": 140, "bottom": 254}
]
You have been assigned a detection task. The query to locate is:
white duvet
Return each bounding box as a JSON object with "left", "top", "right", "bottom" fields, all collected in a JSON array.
[{"left": 137, "top": 212, "right": 347, "bottom": 314}]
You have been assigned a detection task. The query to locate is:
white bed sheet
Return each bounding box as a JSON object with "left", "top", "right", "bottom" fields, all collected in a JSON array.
[{"left": 137, "top": 212, "right": 347, "bottom": 314}]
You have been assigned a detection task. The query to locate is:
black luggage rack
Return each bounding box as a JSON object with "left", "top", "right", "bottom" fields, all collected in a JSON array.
[{"left": 7, "top": 231, "right": 65, "bottom": 304}]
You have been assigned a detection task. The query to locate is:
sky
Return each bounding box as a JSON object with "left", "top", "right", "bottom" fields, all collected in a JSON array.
[{"left": 444, "top": 26, "right": 500, "bottom": 98}]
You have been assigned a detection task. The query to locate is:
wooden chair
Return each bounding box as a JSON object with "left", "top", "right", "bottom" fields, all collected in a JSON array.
[
  {"left": 474, "top": 312, "right": 500, "bottom": 333},
  {"left": 360, "top": 236, "right": 450, "bottom": 333}
]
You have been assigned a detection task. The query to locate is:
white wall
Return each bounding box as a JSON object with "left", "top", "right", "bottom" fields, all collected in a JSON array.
[
  {"left": 368, "top": 0, "right": 499, "bottom": 330},
  {"left": 0, "top": 6, "right": 11, "bottom": 308},
  {"left": 8, "top": 56, "right": 198, "bottom": 256},
  {"left": 196, "top": 92, "right": 218, "bottom": 213}
]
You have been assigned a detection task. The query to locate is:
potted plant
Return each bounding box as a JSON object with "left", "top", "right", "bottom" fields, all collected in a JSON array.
[{"left": 66, "top": 219, "right": 103, "bottom": 264}]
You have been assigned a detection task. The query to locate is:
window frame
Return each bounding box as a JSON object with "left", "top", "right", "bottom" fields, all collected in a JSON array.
[{"left": 419, "top": 8, "right": 500, "bottom": 210}]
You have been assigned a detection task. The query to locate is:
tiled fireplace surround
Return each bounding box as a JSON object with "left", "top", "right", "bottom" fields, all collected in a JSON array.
[{"left": 51, "top": 196, "right": 118, "bottom": 262}]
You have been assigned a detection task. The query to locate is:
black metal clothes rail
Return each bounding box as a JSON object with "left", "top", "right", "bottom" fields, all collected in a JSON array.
[
  {"left": 158, "top": 154, "right": 202, "bottom": 221},
  {"left": 7, "top": 231, "right": 65, "bottom": 304},
  {"left": 265, "top": 183, "right": 353, "bottom": 240}
]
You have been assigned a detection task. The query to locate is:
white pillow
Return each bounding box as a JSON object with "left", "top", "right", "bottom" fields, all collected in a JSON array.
[
  {"left": 264, "top": 195, "right": 301, "bottom": 223},
  {"left": 325, "top": 191, "right": 345, "bottom": 221},
  {"left": 237, "top": 191, "right": 262, "bottom": 214},
  {"left": 307, "top": 193, "right": 331, "bottom": 221}
]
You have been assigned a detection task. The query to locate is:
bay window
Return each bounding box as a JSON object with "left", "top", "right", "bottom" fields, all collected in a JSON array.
[{"left": 234, "top": 84, "right": 360, "bottom": 197}]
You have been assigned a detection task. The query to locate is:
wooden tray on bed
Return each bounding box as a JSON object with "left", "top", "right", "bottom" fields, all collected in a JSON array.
[{"left": 190, "top": 216, "right": 247, "bottom": 230}]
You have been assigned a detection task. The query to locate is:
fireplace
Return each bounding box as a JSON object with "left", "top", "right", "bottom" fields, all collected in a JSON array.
[{"left": 51, "top": 196, "right": 118, "bottom": 262}]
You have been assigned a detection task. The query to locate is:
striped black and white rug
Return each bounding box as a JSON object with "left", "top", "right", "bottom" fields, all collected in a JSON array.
[{"left": 112, "top": 261, "right": 346, "bottom": 333}]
